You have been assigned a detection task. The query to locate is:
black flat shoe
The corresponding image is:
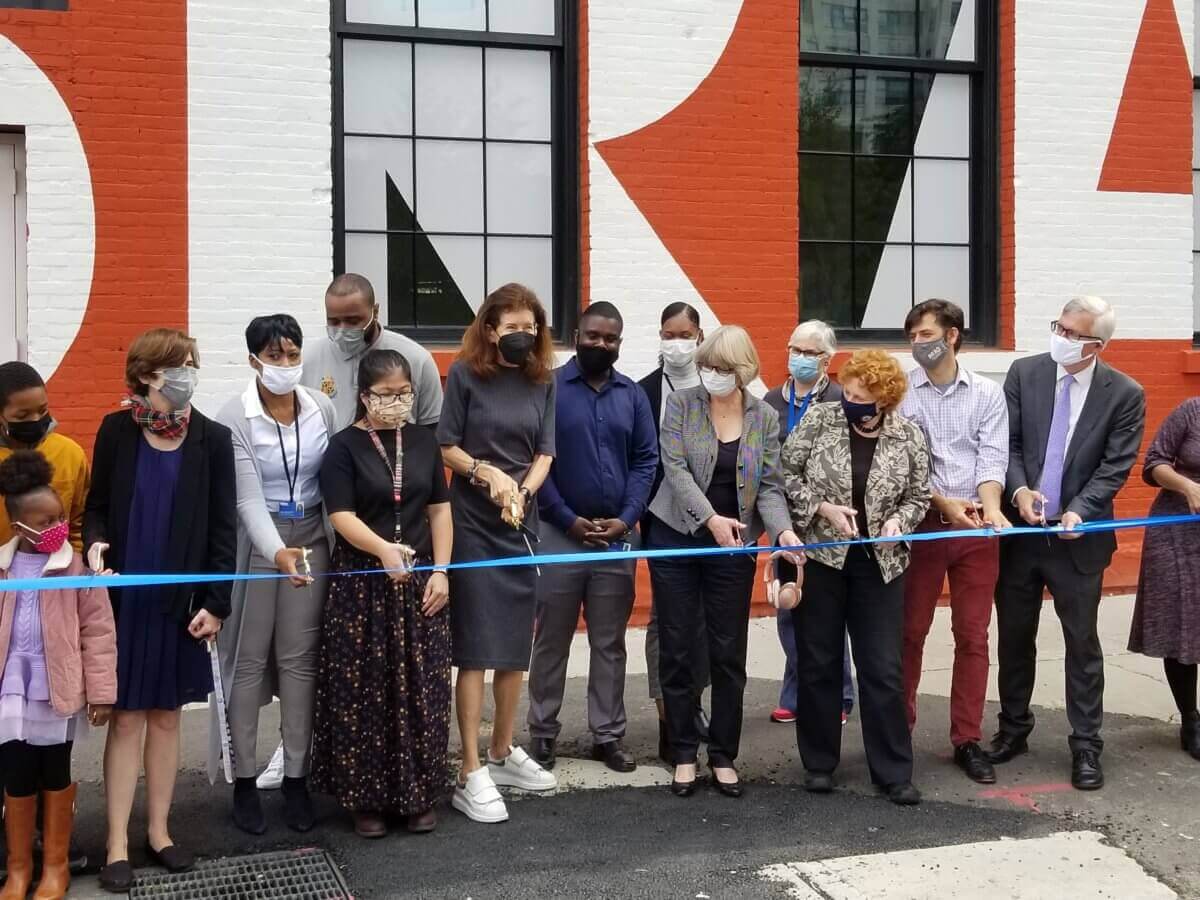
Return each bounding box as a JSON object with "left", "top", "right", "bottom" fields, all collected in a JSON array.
[
  {"left": 146, "top": 841, "right": 195, "bottom": 873},
  {"left": 592, "top": 740, "right": 636, "bottom": 773},
  {"left": 708, "top": 763, "right": 743, "bottom": 798},
  {"left": 99, "top": 859, "right": 134, "bottom": 893},
  {"left": 985, "top": 733, "right": 1029, "bottom": 764},
  {"left": 532, "top": 736, "right": 557, "bottom": 771},
  {"left": 232, "top": 777, "right": 267, "bottom": 835},
  {"left": 885, "top": 782, "right": 922, "bottom": 805},
  {"left": 282, "top": 776, "right": 315, "bottom": 833},
  {"left": 804, "top": 771, "right": 834, "bottom": 793},
  {"left": 1181, "top": 710, "right": 1200, "bottom": 760},
  {"left": 669, "top": 778, "right": 697, "bottom": 797},
  {"left": 1071, "top": 749, "right": 1104, "bottom": 791},
  {"left": 954, "top": 742, "right": 997, "bottom": 784}
]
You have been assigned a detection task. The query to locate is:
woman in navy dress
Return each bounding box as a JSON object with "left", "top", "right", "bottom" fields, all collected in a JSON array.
[{"left": 84, "top": 329, "right": 236, "bottom": 891}]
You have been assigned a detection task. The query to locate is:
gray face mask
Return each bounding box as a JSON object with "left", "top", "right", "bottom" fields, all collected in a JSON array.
[
  {"left": 158, "top": 366, "right": 198, "bottom": 411},
  {"left": 911, "top": 337, "right": 951, "bottom": 370},
  {"left": 327, "top": 315, "right": 375, "bottom": 356}
]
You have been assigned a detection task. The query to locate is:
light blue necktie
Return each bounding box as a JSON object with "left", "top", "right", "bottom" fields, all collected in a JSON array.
[{"left": 1040, "top": 374, "right": 1075, "bottom": 519}]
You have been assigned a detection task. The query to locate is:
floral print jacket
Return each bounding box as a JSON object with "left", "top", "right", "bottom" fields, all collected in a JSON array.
[{"left": 781, "top": 401, "right": 931, "bottom": 583}]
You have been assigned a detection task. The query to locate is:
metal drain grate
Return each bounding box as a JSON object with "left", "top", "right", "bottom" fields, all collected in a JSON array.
[{"left": 129, "top": 848, "right": 351, "bottom": 899}]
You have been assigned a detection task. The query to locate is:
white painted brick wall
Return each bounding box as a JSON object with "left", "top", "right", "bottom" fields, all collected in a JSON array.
[{"left": 186, "top": 0, "right": 333, "bottom": 413}]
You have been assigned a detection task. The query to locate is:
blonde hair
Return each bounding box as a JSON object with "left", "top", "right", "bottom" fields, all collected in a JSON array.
[{"left": 695, "top": 325, "right": 760, "bottom": 388}]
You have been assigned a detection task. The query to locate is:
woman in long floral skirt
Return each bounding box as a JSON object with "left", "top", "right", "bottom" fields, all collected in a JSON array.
[{"left": 311, "top": 348, "right": 452, "bottom": 838}]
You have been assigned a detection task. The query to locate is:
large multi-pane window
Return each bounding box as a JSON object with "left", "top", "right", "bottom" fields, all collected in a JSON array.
[
  {"left": 799, "top": 0, "right": 995, "bottom": 339},
  {"left": 334, "top": 0, "right": 576, "bottom": 340}
]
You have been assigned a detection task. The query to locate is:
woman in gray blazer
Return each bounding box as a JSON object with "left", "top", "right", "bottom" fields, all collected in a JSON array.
[
  {"left": 646, "top": 325, "right": 802, "bottom": 798},
  {"left": 214, "top": 315, "right": 337, "bottom": 836}
]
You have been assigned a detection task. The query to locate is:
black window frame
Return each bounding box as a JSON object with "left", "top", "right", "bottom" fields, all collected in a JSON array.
[
  {"left": 331, "top": 0, "right": 579, "bottom": 344},
  {"left": 799, "top": 0, "right": 999, "bottom": 346}
]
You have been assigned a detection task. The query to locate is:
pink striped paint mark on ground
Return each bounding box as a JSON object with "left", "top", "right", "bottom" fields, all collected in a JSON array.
[{"left": 977, "top": 783, "right": 1075, "bottom": 813}]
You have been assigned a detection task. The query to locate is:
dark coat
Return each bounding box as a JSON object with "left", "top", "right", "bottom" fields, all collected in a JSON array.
[
  {"left": 83, "top": 408, "right": 237, "bottom": 622},
  {"left": 1003, "top": 353, "right": 1145, "bottom": 573}
]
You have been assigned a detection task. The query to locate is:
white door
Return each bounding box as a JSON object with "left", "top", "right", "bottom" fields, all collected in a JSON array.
[{"left": 0, "top": 135, "right": 25, "bottom": 362}]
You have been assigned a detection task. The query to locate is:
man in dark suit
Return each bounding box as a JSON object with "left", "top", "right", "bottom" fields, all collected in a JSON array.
[{"left": 988, "top": 296, "right": 1145, "bottom": 790}]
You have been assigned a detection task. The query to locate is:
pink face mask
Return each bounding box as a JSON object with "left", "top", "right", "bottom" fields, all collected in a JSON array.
[{"left": 19, "top": 520, "right": 69, "bottom": 555}]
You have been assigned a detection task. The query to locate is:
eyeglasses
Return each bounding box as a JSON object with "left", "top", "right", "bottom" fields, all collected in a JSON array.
[
  {"left": 700, "top": 365, "right": 735, "bottom": 377},
  {"left": 788, "top": 348, "right": 824, "bottom": 358},
  {"left": 366, "top": 390, "right": 413, "bottom": 403},
  {"left": 1050, "top": 320, "right": 1101, "bottom": 343}
]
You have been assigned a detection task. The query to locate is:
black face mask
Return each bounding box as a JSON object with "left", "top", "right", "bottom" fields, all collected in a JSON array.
[
  {"left": 498, "top": 332, "right": 537, "bottom": 366},
  {"left": 576, "top": 343, "right": 618, "bottom": 376},
  {"left": 841, "top": 397, "right": 879, "bottom": 426},
  {"left": 5, "top": 415, "right": 51, "bottom": 447}
]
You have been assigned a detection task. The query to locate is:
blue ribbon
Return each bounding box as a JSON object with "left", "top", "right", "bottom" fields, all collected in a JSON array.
[{"left": 3, "top": 513, "right": 1197, "bottom": 593}]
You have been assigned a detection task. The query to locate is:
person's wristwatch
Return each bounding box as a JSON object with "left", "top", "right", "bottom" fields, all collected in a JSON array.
[
  {"left": 519, "top": 486, "right": 533, "bottom": 504},
  {"left": 468, "top": 458, "right": 488, "bottom": 486},
  {"left": 432, "top": 566, "right": 449, "bottom": 576}
]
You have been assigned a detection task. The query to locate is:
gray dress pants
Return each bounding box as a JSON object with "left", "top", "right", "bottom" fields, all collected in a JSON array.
[
  {"left": 527, "top": 523, "right": 638, "bottom": 742},
  {"left": 228, "top": 512, "right": 329, "bottom": 779}
]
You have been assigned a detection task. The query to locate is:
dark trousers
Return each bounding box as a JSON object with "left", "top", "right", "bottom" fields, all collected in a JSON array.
[
  {"left": 903, "top": 514, "right": 999, "bottom": 747},
  {"left": 647, "top": 523, "right": 756, "bottom": 766},
  {"left": 793, "top": 548, "right": 913, "bottom": 786},
  {"left": 995, "top": 533, "right": 1105, "bottom": 753},
  {"left": 0, "top": 740, "right": 72, "bottom": 797}
]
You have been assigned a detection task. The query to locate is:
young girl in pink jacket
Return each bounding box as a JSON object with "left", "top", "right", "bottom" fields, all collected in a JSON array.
[{"left": 0, "top": 450, "right": 116, "bottom": 900}]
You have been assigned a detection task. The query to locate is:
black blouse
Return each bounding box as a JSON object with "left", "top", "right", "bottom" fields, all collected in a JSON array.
[
  {"left": 320, "top": 423, "right": 449, "bottom": 558},
  {"left": 705, "top": 438, "right": 741, "bottom": 519},
  {"left": 848, "top": 426, "right": 878, "bottom": 537}
]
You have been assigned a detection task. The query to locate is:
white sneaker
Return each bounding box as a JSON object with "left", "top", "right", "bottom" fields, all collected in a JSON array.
[
  {"left": 256, "top": 742, "right": 285, "bottom": 790},
  {"left": 452, "top": 767, "right": 509, "bottom": 823},
  {"left": 487, "top": 745, "right": 558, "bottom": 792}
]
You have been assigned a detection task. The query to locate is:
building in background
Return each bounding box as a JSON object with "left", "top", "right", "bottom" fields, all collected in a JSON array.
[{"left": 0, "top": 0, "right": 1195, "bottom": 594}]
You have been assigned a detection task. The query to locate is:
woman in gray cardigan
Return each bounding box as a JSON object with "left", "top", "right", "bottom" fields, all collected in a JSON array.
[
  {"left": 646, "top": 325, "right": 803, "bottom": 798},
  {"left": 213, "top": 315, "right": 337, "bottom": 835}
]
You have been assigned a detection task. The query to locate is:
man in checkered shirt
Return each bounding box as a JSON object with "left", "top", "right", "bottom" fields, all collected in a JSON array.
[{"left": 898, "top": 299, "right": 1010, "bottom": 786}]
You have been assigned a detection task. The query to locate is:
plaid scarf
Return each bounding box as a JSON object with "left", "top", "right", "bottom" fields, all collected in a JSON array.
[{"left": 122, "top": 394, "right": 190, "bottom": 440}]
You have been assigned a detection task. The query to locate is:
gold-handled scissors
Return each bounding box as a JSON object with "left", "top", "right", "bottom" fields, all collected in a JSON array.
[
  {"left": 301, "top": 547, "right": 312, "bottom": 579},
  {"left": 508, "top": 491, "right": 524, "bottom": 529}
]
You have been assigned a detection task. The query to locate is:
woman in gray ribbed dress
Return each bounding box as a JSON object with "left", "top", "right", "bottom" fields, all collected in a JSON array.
[{"left": 437, "top": 283, "right": 557, "bottom": 824}]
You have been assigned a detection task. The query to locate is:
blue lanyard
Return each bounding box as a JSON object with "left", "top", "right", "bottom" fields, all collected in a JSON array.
[{"left": 786, "top": 381, "right": 813, "bottom": 436}]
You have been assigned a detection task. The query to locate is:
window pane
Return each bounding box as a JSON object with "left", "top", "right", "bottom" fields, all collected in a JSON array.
[
  {"left": 486, "top": 143, "right": 552, "bottom": 235},
  {"left": 418, "top": 235, "right": 483, "bottom": 325},
  {"left": 418, "top": 0, "right": 485, "bottom": 30},
  {"left": 855, "top": 70, "right": 911, "bottom": 154},
  {"left": 346, "top": 233, "right": 416, "bottom": 327},
  {"left": 414, "top": 44, "right": 482, "bottom": 138},
  {"left": 344, "top": 137, "right": 414, "bottom": 231},
  {"left": 855, "top": 157, "right": 910, "bottom": 242},
  {"left": 346, "top": 0, "right": 415, "bottom": 26},
  {"left": 486, "top": 49, "right": 552, "bottom": 141},
  {"left": 489, "top": 0, "right": 555, "bottom": 35},
  {"left": 487, "top": 237, "right": 554, "bottom": 319},
  {"left": 858, "top": 244, "right": 914, "bottom": 328},
  {"left": 913, "top": 158, "right": 969, "bottom": 243},
  {"left": 800, "top": 155, "right": 852, "bottom": 240},
  {"left": 415, "top": 139, "right": 484, "bottom": 232},
  {"left": 801, "top": 1, "right": 858, "bottom": 53},
  {"left": 800, "top": 243, "right": 853, "bottom": 327},
  {"left": 861, "top": 0, "right": 917, "bottom": 57},
  {"left": 343, "top": 40, "right": 412, "bottom": 135},
  {"left": 922, "top": 0, "right": 974, "bottom": 61},
  {"left": 801, "top": 67, "right": 853, "bottom": 152},
  {"left": 913, "top": 73, "right": 970, "bottom": 158},
  {"left": 914, "top": 245, "right": 970, "bottom": 320}
]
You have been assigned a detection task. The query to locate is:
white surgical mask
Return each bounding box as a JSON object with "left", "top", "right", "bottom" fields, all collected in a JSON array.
[
  {"left": 327, "top": 315, "right": 375, "bottom": 356},
  {"left": 700, "top": 368, "right": 738, "bottom": 398},
  {"left": 1049, "top": 332, "right": 1089, "bottom": 367},
  {"left": 660, "top": 338, "right": 698, "bottom": 368},
  {"left": 254, "top": 357, "right": 304, "bottom": 396}
]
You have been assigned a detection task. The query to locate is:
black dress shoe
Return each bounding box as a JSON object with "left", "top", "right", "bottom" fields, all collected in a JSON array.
[
  {"left": 282, "top": 776, "right": 315, "bottom": 833},
  {"left": 146, "top": 841, "right": 195, "bottom": 873},
  {"left": 657, "top": 719, "right": 672, "bottom": 765},
  {"left": 99, "top": 859, "right": 134, "bottom": 893},
  {"left": 694, "top": 705, "right": 711, "bottom": 744},
  {"left": 885, "top": 782, "right": 922, "bottom": 805},
  {"left": 803, "top": 771, "right": 834, "bottom": 793},
  {"left": 708, "top": 764, "right": 743, "bottom": 798},
  {"left": 1071, "top": 749, "right": 1104, "bottom": 791},
  {"left": 1181, "top": 710, "right": 1200, "bottom": 760},
  {"left": 670, "top": 774, "right": 697, "bottom": 797},
  {"left": 531, "top": 736, "right": 557, "bottom": 771},
  {"left": 985, "top": 733, "right": 1029, "bottom": 764},
  {"left": 232, "top": 776, "right": 267, "bottom": 835},
  {"left": 954, "top": 742, "right": 997, "bottom": 784},
  {"left": 593, "top": 740, "right": 636, "bottom": 773}
]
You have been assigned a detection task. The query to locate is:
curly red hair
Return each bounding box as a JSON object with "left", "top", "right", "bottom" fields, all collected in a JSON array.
[{"left": 838, "top": 349, "right": 908, "bottom": 410}]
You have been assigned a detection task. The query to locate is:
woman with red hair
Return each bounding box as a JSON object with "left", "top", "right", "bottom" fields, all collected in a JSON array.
[{"left": 781, "top": 349, "right": 930, "bottom": 805}]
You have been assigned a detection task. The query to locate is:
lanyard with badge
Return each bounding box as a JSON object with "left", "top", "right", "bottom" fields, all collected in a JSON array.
[
  {"left": 365, "top": 424, "right": 416, "bottom": 574},
  {"left": 273, "top": 394, "right": 304, "bottom": 519},
  {"left": 786, "top": 380, "right": 814, "bottom": 436}
]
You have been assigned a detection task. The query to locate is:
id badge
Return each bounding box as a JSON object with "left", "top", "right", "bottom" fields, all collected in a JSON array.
[
  {"left": 277, "top": 501, "right": 305, "bottom": 520},
  {"left": 611, "top": 540, "right": 632, "bottom": 553}
]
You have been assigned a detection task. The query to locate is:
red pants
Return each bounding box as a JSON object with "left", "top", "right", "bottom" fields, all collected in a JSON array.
[{"left": 902, "top": 514, "right": 1000, "bottom": 747}]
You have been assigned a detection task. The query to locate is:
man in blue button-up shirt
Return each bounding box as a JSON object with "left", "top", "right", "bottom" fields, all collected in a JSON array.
[{"left": 527, "top": 302, "right": 658, "bottom": 773}]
